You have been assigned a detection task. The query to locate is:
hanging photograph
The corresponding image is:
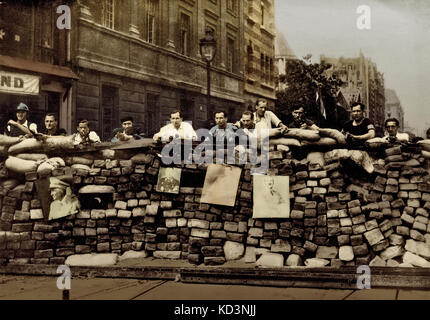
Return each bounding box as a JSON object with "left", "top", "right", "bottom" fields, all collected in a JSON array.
[
  {"left": 253, "top": 175, "right": 290, "bottom": 218},
  {"left": 156, "top": 167, "right": 182, "bottom": 194},
  {"left": 200, "top": 164, "right": 242, "bottom": 207}
]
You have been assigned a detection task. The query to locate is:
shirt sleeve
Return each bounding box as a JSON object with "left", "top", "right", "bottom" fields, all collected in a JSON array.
[
  {"left": 89, "top": 131, "right": 101, "bottom": 143},
  {"left": 366, "top": 119, "right": 375, "bottom": 131},
  {"left": 29, "top": 123, "right": 38, "bottom": 133},
  {"left": 268, "top": 111, "right": 282, "bottom": 127}
]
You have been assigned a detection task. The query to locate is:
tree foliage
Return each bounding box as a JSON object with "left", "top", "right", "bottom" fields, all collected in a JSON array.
[{"left": 276, "top": 55, "right": 345, "bottom": 128}]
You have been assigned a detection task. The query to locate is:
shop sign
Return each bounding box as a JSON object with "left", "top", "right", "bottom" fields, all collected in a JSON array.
[{"left": 0, "top": 70, "right": 39, "bottom": 95}]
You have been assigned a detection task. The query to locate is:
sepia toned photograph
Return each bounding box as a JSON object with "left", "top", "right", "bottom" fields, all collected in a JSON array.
[
  {"left": 200, "top": 164, "right": 242, "bottom": 207},
  {"left": 155, "top": 167, "right": 181, "bottom": 194},
  {"left": 253, "top": 175, "right": 290, "bottom": 218},
  {"left": 0, "top": 0, "right": 429, "bottom": 308}
]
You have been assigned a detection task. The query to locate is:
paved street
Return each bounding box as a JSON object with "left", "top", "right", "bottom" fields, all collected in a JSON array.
[{"left": 0, "top": 275, "right": 429, "bottom": 300}]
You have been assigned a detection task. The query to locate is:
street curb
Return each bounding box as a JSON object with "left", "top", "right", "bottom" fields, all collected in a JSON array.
[{"left": 1, "top": 264, "right": 430, "bottom": 289}]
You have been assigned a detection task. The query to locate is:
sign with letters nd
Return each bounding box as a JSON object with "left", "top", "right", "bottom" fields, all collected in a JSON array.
[{"left": 0, "top": 70, "right": 39, "bottom": 95}]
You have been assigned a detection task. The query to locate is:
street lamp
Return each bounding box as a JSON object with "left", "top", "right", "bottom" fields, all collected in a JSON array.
[{"left": 199, "top": 27, "right": 217, "bottom": 115}]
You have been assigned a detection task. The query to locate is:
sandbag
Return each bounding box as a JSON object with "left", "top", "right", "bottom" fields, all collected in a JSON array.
[
  {"left": 269, "top": 138, "right": 301, "bottom": 147},
  {"left": 324, "top": 149, "right": 350, "bottom": 163},
  {"left": 365, "top": 137, "right": 389, "bottom": 149},
  {"left": 418, "top": 140, "right": 430, "bottom": 152},
  {"left": 0, "top": 135, "right": 23, "bottom": 147},
  {"left": 306, "top": 152, "right": 325, "bottom": 168},
  {"left": 100, "top": 149, "right": 116, "bottom": 159},
  {"left": 283, "top": 129, "right": 320, "bottom": 141},
  {"left": 37, "top": 157, "right": 66, "bottom": 176},
  {"left": 302, "top": 137, "right": 337, "bottom": 146},
  {"left": 43, "top": 135, "right": 75, "bottom": 152},
  {"left": 422, "top": 150, "right": 430, "bottom": 159},
  {"left": 0, "top": 146, "right": 7, "bottom": 157},
  {"left": 318, "top": 128, "right": 346, "bottom": 144},
  {"left": 5, "top": 156, "right": 38, "bottom": 174},
  {"left": 16, "top": 153, "right": 48, "bottom": 161},
  {"left": 0, "top": 178, "right": 20, "bottom": 190},
  {"left": 70, "top": 157, "right": 94, "bottom": 166},
  {"left": 71, "top": 164, "right": 91, "bottom": 171},
  {"left": 8, "top": 138, "right": 43, "bottom": 154}
]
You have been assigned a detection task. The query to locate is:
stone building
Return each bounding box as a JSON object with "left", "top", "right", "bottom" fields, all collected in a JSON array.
[
  {"left": 72, "top": 0, "right": 250, "bottom": 140},
  {"left": 274, "top": 28, "right": 296, "bottom": 90},
  {"left": 320, "top": 51, "right": 385, "bottom": 136},
  {"left": 385, "top": 89, "right": 404, "bottom": 132},
  {"left": 0, "top": 0, "right": 78, "bottom": 134},
  {"left": 243, "top": 0, "right": 277, "bottom": 109}
]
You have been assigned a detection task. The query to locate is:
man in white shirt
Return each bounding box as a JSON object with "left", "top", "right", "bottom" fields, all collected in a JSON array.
[
  {"left": 383, "top": 118, "right": 409, "bottom": 144},
  {"left": 153, "top": 110, "right": 197, "bottom": 142},
  {"left": 253, "top": 98, "right": 288, "bottom": 136},
  {"left": 5, "top": 103, "right": 38, "bottom": 137},
  {"left": 73, "top": 119, "right": 101, "bottom": 145}
]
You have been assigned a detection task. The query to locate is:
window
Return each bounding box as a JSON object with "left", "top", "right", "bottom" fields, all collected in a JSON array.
[
  {"left": 261, "top": 3, "right": 264, "bottom": 26},
  {"left": 260, "top": 53, "right": 265, "bottom": 82},
  {"left": 102, "top": 0, "right": 115, "bottom": 29},
  {"left": 247, "top": 45, "right": 253, "bottom": 75},
  {"left": 265, "top": 56, "right": 269, "bottom": 84},
  {"left": 41, "top": 6, "right": 53, "bottom": 48},
  {"left": 147, "top": 94, "right": 160, "bottom": 136},
  {"left": 180, "top": 13, "right": 191, "bottom": 56},
  {"left": 147, "top": 0, "right": 158, "bottom": 44},
  {"left": 227, "top": 38, "right": 235, "bottom": 73},
  {"left": 101, "top": 85, "right": 118, "bottom": 141}
]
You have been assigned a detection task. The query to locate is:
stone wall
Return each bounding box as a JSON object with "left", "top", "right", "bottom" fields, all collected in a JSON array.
[{"left": 1, "top": 143, "right": 430, "bottom": 268}]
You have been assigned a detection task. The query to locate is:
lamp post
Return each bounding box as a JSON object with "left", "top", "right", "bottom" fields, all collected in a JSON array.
[{"left": 199, "top": 27, "right": 217, "bottom": 116}]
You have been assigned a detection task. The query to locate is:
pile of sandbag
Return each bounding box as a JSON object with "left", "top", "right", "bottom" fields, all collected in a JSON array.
[
  {"left": 418, "top": 140, "right": 430, "bottom": 159},
  {"left": 324, "top": 149, "right": 375, "bottom": 174}
]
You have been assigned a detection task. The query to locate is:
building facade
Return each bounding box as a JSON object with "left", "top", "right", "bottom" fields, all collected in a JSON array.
[
  {"left": 72, "top": 0, "right": 250, "bottom": 140},
  {"left": 385, "top": 89, "right": 405, "bottom": 132},
  {"left": 320, "top": 52, "right": 385, "bottom": 135},
  {"left": 274, "top": 28, "right": 296, "bottom": 91},
  {"left": 0, "top": 0, "right": 78, "bottom": 134},
  {"left": 243, "top": 0, "right": 276, "bottom": 109}
]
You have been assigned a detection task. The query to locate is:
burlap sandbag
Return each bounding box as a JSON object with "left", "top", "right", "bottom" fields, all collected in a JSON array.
[
  {"left": 0, "top": 135, "right": 23, "bottom": 147},
  {"left": 0, "top": 146, "right": 7, "bottom": 157},
  {"left": 301, "top": 137, "right": 337, "bottom": 146},
  {"left": 100, "top": 149, "right": 116, "bottom": 159},
  {"left": 8, "top": 138, "right": 43, "bottom": 154},
  {"left": 318, "top": 128, "right": 347, "bottom": 145},
  {"left": 365, "top": 137, "right": 389, "bottom": 149},
  {"left": 5, "top": 156, "right": 38, "bottom": 174},
  {"left": 324, "top": 149, "right": 350, "bottom": 163},
  {"left": 418, "top": 140, "right": 430, "bottom": 152},
  {"left": 42, "top": 135, "right": 75, "bottom": 152},
  {"left": 16, "top": 153, "right": 48, "bottom": 161},
  {"left": 283, "top": 128, "right": 320, "bottom": 141},
  {"left": 37, "top": 157, "right": 66, "bottom": 176},
  {"left": 269, "top": 138, "right": 301, "bottom": 147},
  {"left": 422, "top": 150, "right": 430, "bottom": 159},
  {"left": 70, "top": 157, "right": 94, "bottom": 166}
]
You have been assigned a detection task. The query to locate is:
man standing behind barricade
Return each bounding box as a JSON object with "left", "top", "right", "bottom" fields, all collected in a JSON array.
[
  {"left": 39, "top": 113, "right": 67, "bottom": 137},
  {"left": 285, "top": 106, "right": 319, "bottom": 130},
  {"left": 253, "top": 98, "right": 288, "bottom": 135},
  {"left": 342, "top": 102, "right": 375, "bottom": 149},
  {"left": 73, "top": 119, "right": 101, "bottom": 145},
  {"left": 111, "top": 116, "right": 144, "bottom": 142},
  {"left": 383, "top": 118, "right": 409, "bottom": 144},
  {"left": 5, "top": 103, "right": 38, "bottom": 137},
  {"left": 208, "top": 111, "right": 238, "bottom": 146},
  {"left": 153, "top": 110, "right": 197, "bottom": 142}
]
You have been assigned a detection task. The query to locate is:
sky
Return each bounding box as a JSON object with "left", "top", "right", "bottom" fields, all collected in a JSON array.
[{"left": 275, "top": 0, "right": 430, "bottom": 136}]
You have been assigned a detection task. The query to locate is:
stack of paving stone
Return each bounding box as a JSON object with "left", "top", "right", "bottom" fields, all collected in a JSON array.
[{"left": 1, "top": 145, "right": 430, "bottom": 268}]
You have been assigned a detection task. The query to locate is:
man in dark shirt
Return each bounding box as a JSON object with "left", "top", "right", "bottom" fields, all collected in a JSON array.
[
  {"left": 342, "top": 102, "right": 375, "bottom": 148},
  {"left": 285, "top": 106, "right": 319, "bottom": 130},
  {"left": 111, "top": 116, "right": 144, "bottom": 142},
  {"left": 40, "top": 113, "right": 67, "bottom": 136},
  {"left": 5, "top": 103, "right": 38, "bottom": 137}
]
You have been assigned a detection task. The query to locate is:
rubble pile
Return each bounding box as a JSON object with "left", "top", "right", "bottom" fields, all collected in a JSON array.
[{"left": 0, "top": 136, "right": 429, "bottom": 268}]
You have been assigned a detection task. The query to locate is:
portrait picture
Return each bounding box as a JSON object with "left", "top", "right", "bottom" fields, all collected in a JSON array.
[
  {"left": 156, "top": 167, "right": 182, "bottom": 194},
  {"left": 253, "top": 175, "right": 290, "bottom": 218},
  {"left": 200, "top": 164, "right": 242, "bottom": 207},
  {"left": 48, "top": 177, "right": 80, "bottom": 220}
]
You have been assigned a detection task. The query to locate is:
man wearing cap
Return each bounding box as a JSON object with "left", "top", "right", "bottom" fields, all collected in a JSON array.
[
  {"left": 111, "top": 116, "right": 144, "bottom": 142},
  {"left": 48, "top": 177, "right": 80, "bottom": 220},
  {"left": 5, "top": 103, "right": 38, "bottom": 137}
]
